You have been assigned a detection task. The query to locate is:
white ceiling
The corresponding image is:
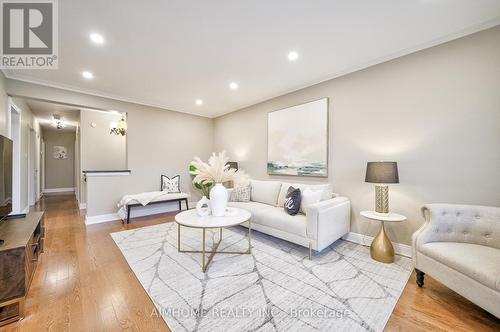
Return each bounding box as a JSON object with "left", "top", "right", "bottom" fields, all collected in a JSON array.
[
  {"left": 4, "top": 0, "right": 500, "bottom": 118},
  {"left": 25, "top": 99, "right": 79, "bottom": 132}
]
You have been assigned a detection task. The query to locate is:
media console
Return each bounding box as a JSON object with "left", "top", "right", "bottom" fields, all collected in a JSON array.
[{"left": 0, "top": 211, "right": 45, "bottom": 326}]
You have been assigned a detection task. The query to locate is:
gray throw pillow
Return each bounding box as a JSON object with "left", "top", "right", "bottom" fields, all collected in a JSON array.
[
  {"left": 230, "top": 184, "right": 251, "bottom": 202},
  {"left": 284, "top": 186, "right": 301, "bottom": 216}
]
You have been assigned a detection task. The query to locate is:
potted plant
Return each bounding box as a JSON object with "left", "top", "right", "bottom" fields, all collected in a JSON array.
[{"left": 190, "top": 151, "right": 247, "bottom": 216}]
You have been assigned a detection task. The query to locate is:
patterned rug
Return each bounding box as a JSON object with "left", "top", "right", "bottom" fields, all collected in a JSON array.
[{"left": 111, "top": 222, "right": 412, "bottom": 332}]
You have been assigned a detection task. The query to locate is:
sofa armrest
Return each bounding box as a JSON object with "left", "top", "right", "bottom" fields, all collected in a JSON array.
[{"left": 306, "top": 197, "right": 351, "bottom": 251}]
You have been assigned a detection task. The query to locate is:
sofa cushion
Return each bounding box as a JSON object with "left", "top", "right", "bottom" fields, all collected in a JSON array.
[
  {"left": 300, "top": 188, "right": 323, "bottom": 214},
  {"left": 420, "top": 242, "right": 500, "bottom": 291},
  {"left": 228, "top": 201, "right": 275, "bottom": 214},
  {"left": 250, "top": 180, "right": 282, "bottom": 206},
  {"left": 277, "top": 182, "right": 333, "bottom": 207},
  {"left": 227, "top": 201, "right": 307, "bottom": 237}
]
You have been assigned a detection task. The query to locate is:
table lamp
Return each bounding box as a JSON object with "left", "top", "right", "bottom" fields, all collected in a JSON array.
[
  {"left": 226, "top": 161, "right": 238, "bottom": 170},
  {"left": 225, "top": 162, "right": 238, "bottom": 188},
  {"left": 365, "top": 162, "right": 399, "bottom": 214}
]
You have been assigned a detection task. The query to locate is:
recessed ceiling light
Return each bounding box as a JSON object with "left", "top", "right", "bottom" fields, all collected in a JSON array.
[
  {"left": 90, "top": 33, "right": 104, "bottom": 44},
  {"left": 288, "top": 51, "right": 299, "bottom": 62},
  {"left": 82, "top": 71, "right": 94, "bottom": 79},
  {"left": 195, "top": 99, "right": 203, "bottom": 105},
  {"left": 229, "top": 82, "right": 238, "bottom": 90}
]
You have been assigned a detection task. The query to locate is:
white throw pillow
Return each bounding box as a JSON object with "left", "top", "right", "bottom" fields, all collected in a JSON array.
[
  {"left": 277, "top": 182, "right": 333, "bottom": 207},
  {"left": 161, "top": 175, "right": 180, "bottom": 193},
  {"left": 250, "top": 180, "right": 281, "bottom": 206},
  {"left": 300, "top": 188, "right": 323, "bottom": 214}
]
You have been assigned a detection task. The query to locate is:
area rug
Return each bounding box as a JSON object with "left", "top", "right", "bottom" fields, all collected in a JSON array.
[{"left": 111, "top": 223, "right": 412, "bottom": 332}]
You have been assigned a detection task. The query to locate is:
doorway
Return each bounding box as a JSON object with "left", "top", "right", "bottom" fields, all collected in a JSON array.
[{"left": 9, "top": 102, "right": 22, "bottom": 214}]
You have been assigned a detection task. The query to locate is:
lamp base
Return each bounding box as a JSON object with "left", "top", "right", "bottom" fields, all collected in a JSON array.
[
  {"left": 375, "top": 185, "right": 389, "bottom": 214},
  {"left": 370, "top": 221, "right": 394, "bottom": 263}
]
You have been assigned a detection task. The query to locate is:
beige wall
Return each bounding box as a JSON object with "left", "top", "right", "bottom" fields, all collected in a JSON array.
[
  {"left": 85, "top": 107, "right": 213, "bottom": 216},
  {"left": 80, "top": 110, "right": 126, "bottom": 171},
  {"left": 214, "top": 26, "right": 500, "bottom": 246},
  {"left": 43, "top": 130, "right": 75, "bottom": 189}
]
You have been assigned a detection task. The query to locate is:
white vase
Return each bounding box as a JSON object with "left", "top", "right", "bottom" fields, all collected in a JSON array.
[
  {"left": 210, "top": 183, "right": 228, "bottom": 217},
  {"left": 196, "top": 196, "right": 211, "bottom": 217}
]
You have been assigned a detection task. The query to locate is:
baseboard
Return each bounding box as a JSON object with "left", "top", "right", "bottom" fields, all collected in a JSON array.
[
  {"left": 43, "top": 187, "right": 75, "bottom": 193},
  {"left": 85, "top": 213, "right": 121, "bottom": 225},
  {"left": 79, "top": 202, "right": 86, "bottom": 209},
  {"left": 342, "top": 231, "right": 412, "bottom": 258}
]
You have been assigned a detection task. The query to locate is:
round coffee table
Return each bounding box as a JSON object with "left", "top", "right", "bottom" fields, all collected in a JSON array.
[
  {"left": 175, "top": 207, "right": 252, "bottom": 272},
  {"left": 360, "top": 211, "right": 406, "bottom": 263}
]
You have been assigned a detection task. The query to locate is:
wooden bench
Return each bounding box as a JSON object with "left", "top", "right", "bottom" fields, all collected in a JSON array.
[{"left": 124, "top": 194, "right": 189, "bottom": 224}]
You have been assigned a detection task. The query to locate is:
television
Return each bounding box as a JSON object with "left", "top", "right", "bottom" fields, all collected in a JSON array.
[{"left": 0, "top": 135, "right": 13, "bottom": 222}]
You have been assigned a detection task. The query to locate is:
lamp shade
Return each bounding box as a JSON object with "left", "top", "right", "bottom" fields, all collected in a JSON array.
[
  {"left": 365, "top": 162, "right": 399, "bottom": 184},
  {"left": 226, "top": 161, "right": 238, "bottom": 170}
]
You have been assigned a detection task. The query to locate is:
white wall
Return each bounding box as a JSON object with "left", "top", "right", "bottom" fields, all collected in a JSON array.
[{"left": 213, "top": 26, "right": 500, "bottom": 245}]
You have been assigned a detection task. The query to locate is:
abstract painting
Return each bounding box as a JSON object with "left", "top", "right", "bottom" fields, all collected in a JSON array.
[
  {"left": 53, "top": 146, "right": 67, "bottom": 159},
  {"left": 268, "top": 98, "right": 328, "bottom": 177}
]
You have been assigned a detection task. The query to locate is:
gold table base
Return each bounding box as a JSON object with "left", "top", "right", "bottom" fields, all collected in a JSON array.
[
  {"left": 177, "top": 219, "right": 252, "bottom": 272},
  {"left": 370, "top": 221, "right": 394, "bottom": 263}
]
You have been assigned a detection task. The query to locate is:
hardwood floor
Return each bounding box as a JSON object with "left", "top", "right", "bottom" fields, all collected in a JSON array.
[{"left": 2, "top": 194, "right": 499, "bottom": 331}]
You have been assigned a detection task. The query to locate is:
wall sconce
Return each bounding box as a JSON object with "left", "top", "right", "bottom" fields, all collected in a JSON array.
[
  {"left": 110, "top": 115, "right": 127, "bottom": 136},
  {"left": 52, "top": 114, "right": 65, "bottom": 129}
]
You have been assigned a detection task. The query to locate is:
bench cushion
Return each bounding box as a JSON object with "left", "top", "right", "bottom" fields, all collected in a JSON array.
[{"left": 127, "top": 192, "right": 189, "bottom": 206}]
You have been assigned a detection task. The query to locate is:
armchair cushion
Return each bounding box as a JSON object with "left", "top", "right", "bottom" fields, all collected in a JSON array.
[{"left": 420, "top": 242, "right": 500, "bottom": 291}]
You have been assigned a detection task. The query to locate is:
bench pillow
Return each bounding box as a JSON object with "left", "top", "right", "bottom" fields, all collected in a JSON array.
[
  {"left": 250, "top": 180, "right": 281, "bottom": 206},
  {"left": 161, "top": 175, "right": 181, "bottom": 193}
]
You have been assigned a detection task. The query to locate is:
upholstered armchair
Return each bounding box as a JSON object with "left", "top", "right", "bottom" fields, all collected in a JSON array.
[{"left": 412, "top": 204, "right": 500, "bottom": 318}]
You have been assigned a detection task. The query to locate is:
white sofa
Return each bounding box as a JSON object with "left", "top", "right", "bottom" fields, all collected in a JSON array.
[
  {"left": 412, "top": 204, "right": 500, "bottom": 318},
  {"left": 228, "top": 180, "right": 350, "bottom": 258}
]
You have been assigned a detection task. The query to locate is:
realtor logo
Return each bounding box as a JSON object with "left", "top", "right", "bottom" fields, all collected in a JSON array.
[{"left": 1, "top": 0, "right": 58, "bottom": 68}]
